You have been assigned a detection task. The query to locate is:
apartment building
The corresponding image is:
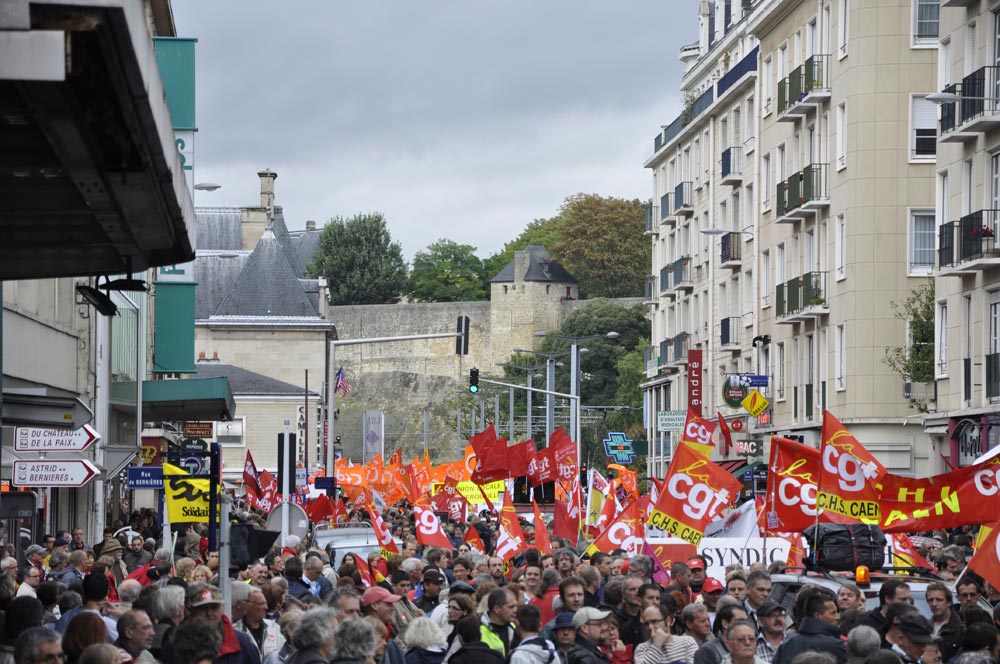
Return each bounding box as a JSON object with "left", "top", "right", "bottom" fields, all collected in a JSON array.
[
  {"left": 645, "top": 0, "right": 940, "bottom": 477},
  {"left": 644, "top": 1, "right": 765, "bottom": 478},
  {"left": 931, "top": 0, "right": 1000, "bottom": 466}
]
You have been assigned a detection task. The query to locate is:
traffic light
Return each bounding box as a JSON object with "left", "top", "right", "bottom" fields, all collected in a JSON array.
[
  {"left": 469, "top": 368, "right": 480, "bottom": 393},
  {"left": 580, "top": 464, "right": 588, "bottom": 489},
  {"left": 456, "top": 315, "right": 470, "bottom": 356}
]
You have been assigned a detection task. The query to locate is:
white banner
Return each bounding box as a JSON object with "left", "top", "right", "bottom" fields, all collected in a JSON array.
[
  {"left": 703, "top": 500, "right": 758, "bottom": 539},
  {"left": 647, "top": 537, "right": 791, "bottom": 583},
  {"left": 362, "top": 410, "right": 384, "bottom": 463}
]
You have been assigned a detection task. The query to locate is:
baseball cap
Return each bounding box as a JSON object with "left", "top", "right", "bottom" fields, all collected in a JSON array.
[
  {"left": 187, "top": 584, "right": 223, "bottom": 608},
  {"left": 53, "top": 538, "right": 69, "bottom": 548},
  {"left": 687, "top": 557, "right": 706, "bottom": 570},
  {"left": 362, "top": 586, "right": 402, "bottom": 606},
  {"left": 423, "top": 569, "right": 446, "bottom": 584},
  {"left": 25, "top": 545, "right": 45, "bottom": 556},
  {"left": 449, "top": 581, "right": 475, "bottom": 595},
  {"left": 898, "top": 613, "right": 935, "bottom": 644},
  {"left": 572, "top": 607, "right": 611, "bottom": 629},
  {"left": 553, "top": 612, "right": 576, "bottom": 631},
  {"left": 756, "top": 599, "right": 785, "bottom": 617},
  {"left": 701, "top": 578, "right": 724, "bottom": 593}
]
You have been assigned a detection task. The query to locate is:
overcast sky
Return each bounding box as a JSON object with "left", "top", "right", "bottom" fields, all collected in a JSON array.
[{"left": 173, "top": 1, "right": 701, "bottom": 260}]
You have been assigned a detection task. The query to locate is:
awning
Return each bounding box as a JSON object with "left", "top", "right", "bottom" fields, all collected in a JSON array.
[
  {"left": 716, "top": 459, "right": 749, "bottom": 476},
  {"left": 142, "top": 377, "right": 235, "bottom": 422}
]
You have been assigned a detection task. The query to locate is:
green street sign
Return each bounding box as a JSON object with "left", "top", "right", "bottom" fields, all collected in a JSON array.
[{"left": 722, "top": 376, "right": 748, "bottom": 409}]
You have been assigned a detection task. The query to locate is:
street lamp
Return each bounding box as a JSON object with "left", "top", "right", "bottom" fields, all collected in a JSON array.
[
  {"left": 513, "top": 348, "right": 569, "bottom": 443},
  {"left": 700, "top": 227, "right": 754, "bottom": 236},
  {"left": 497, "top": 362, "right": 545, "bottom": 440},
  {"left": 194, "top": 182, "right": 222, "bottom": 192}
]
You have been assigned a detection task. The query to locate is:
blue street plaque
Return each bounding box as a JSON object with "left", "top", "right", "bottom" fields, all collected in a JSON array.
[
  {"left": 126, "top": 466, "right": 164, "bottom": 490},
  {"left": 728, "top": 374, "right": 769, "bottom": 388},
  {"left": 315, "top": 477, "right": 337, "bottom": 490},
  {"left": 603, "top": 432, "right": 636, "bottom": 464}
]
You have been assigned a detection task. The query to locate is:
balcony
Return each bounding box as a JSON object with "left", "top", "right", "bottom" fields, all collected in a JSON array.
[
  {"left": 720, "top": 232, "right": 742, "bottom": 269},
  {"left": 777, "top": 56, "right": 831, "bottom": 121},
  {"left": 644, "top": 346, "right": 659, "bottom": 379},
  {"left": 643, "top": 275, "right": 657, "bottom": 305},
  {"left": 720, "top": 147, "right": 742, "bottom": 186},
  {"left": 940, "top": 67, "right": 1000, "bottom": 138},
  {"left": 939, "top": 83, "right": 978, "bottom": 143},
  {"left": 659, "top": 340, "right": 671, "bottom": 370},
  {"left": 720, "top": 317, "right": 741, "bottom": 352},
  {"left": 669, "top": 333, "right": 690, "bottom": 366},
  {"left": 659, "top": 265, "right": 675, "bottom": 300},
  {"left": 776, "top": 164, "right": 829, "bottom": 222},
  {"left": 660, "top": 193, "right": 676, "bottom": 229},
  {"left": 938, "top": 210, "right": 1000, "bottom": 274},
  {"left": 988, "top": 353, "right": 1000, "bottom": 401},
  {"left": 774, "top": 272, "right": 830, "bottom": 323},
  {"left": 645, "top": 204, "right": 659, "bottom": 235},
  {"left": 674, "top": 182, "right": 694, "bottom": 217},
  {"left": 670, "top": 257, "right": 693, "bottom": 292},
  {"left": 943, "top": 0, "right": 976, "bottom": 5},
  {"left": 716, "top": 46, "right": 759, "bottom": 101}
]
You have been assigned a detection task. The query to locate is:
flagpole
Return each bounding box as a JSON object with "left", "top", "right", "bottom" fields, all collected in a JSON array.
[{"left": 811, "top": 418, "right": 826, "bottom": 568}]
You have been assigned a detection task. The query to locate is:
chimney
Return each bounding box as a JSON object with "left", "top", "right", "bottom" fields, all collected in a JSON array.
[
  {"left": 212, "top": 351, "right": 219, "bottom": 361},
  {"left": 258, "top": 169, "right": 277, "bottom": 210},
  {"left": 306, "top": 220, "right": 316, "bottom": 231},
  {"left": 513, "top": 250, "right": 531, "bottom": 283},
  {"left": 698, "top": 0, "right": 710, "bottom": 54},
  {"left": 197, "top": 351, "right": 206, "bottom": 361}
]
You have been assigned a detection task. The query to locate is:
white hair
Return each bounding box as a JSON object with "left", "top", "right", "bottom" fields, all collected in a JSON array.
[
  {"left": 404, "top": 617, "right": 447, "bottom": 650},
  {"left": 283, "top": 535, "right": 301, "bottom": 548}
]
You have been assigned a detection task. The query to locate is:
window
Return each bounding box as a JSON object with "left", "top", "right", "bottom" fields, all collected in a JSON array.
[
  {"left": 838, "top": 0, "right": 850, "bottom": 58},
  {"left": 910, "top": 95, "right": 937, "bottom": 160},
  {"left": 743, "top": 271, "right": 753, "bottom": 324},
  {"left": 776, "top": 243, "right": 786, "bottom": 284},
  {"left": 762, "top": 153, "right": 772, "bottom": 209},
  {"left": 761, "top": 346, "right": 771, "bottom": 398},
  {"left": 835, "top": 324, "right": 846, "bottom": 390},
  {"left": 940, "top": 39, "right": 952, "bottom": 87},
  {"left": 762, "top": 250, "right": 771, "bottom": 307},
  {"left": 836, "top": 101, "right": 847, "bottom": 170},
  {"left": 776, "top": 341, "right": 786, "bottom": 399},
  {"left": 835, "top": 213, "right": 846, "bottom": 280},
  {"left": 763, "top": 57, "right": 773, "bottom": 115},
  {"left": 746, "top": 97, "right": 755, "bottom": 147},
  {"left": 745, "top": 184, "right": 754, "bottom": 229},
  {"left": 914, "top": 0, "right": 939, "bottom": 42},
  {"left": 939, "top": 170, "right": 949, "bottom": 227},
  {"left": 910, "top": 210, "right": 936, "bottom": 274},
  {"left": 937, "top": 301, "right": 948, "bottom": 376}
]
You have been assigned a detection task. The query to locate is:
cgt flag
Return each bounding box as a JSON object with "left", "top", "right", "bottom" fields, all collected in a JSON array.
[
  {"left": 647, "top": 442, "right": 742, "bottom": 545},
  {"left": 817, "top": 411, "right": 886, "bottom": 524},
  {"left": 969, "top": 518, "right": 1000, "bottom": 593},
  {"left": 765, "top": 436, "right": 851, "bottom": 533}
]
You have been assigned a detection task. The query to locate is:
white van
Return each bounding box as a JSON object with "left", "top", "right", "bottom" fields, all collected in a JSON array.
[{"left": 310, "top": 523, "right": 402, "bottom": 566}]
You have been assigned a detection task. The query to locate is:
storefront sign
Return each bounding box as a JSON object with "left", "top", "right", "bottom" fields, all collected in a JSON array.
[{"left": 688, "top": 350, "right": 703, "bottom": 416}]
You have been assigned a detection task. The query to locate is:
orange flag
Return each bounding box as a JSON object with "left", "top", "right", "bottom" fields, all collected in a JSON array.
[
  {"left": 608, "top": 464, "right": 638, "bottom": 495},
  {"left": 588, "top": 499, "right": 644, "bottom": 556},
  {"left": 462, "top": 523, "right": 487, "bottom": 553},
  {"left": 412, "top": 495, "right": 453, "bottom": 548},
  {"left": 495, "top": 490, "right": 526, "bottom": 561},
  {"left": 532, "top": 500, "right": 552, "bottom": 554},
  {"left": 368, "top": 503, "right": 399, "bottom": 554},
  {"left": 387, "top": 448, "right": 403, "bottom": 468},
  {"left": 818, "top": 411, "right": 887, "bottom": 524},
  {"left": 969, "top": 519, "right": 1000, "bottom": 591}
]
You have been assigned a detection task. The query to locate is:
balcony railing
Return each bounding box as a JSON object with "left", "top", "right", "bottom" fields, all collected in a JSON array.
[
  {"left": 670, "top": 257, "right": 692, "bottom": 289},
  {"left": 777, "top": 55, "right": 831, "bottom": 119},
  {"left": 674, "top": 181, "right": 693, "bottom": 214},
  {"left": 775, "top": 272, "right": 828, "bottom": 319},
  {"left": 939, "top": 210, "right": 1000, "bottom": 268},
  {"left": 721, "top": 232, "right": 742, "bottom": 265},
  {"left": 716, "top": 46, "right": 759, "bottom": 98},
  {"left": 671, "top": 333, "right": 690, "bottom": 363},
  {"left": 988, "top": 353, "right": 1000, "bottom": 400},
  {"left": 960, "top": 66, "right": 1000, "bottom": 124},
  {"left": 721, "top": 147, "right": 741, "bottom": 183},
  {"left": 778, "top": 164, "right": 829, "bottom": 219},
  {"left": 659, "top": 266, "right": 671, "bottom": 293},
  {"left": 659, "top": 340, "right": 671, "bottom": 368},
  {"left": 940, "top": 83, "right": 960, "bottom": 134},
  {"left": 644, "top": 276, "right": 656, "bottom": 300},
  {"left": 660, "top": 193, "right": 672, "bottom": 221},
  {"left": 652, "top": 88, "right": 715, "bottom": 156},
  {"left": 645, "top": 204, "right": 656, "bottom": 232},
  {"left": 720, "top": 317, "right": 740, "bottom": 347}
]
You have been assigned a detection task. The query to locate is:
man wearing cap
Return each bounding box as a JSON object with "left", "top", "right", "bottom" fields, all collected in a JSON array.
[
  {"left": 25, "top": 545, "right": 46, "bottom": 578},
  {"left": 567, "top": 607, "right": 612, "bottom": 664},
  {"left": 417, "top": 569, "right": 445, "bottom": 613},
  {"left": 771, "top": 590, "right": 845, "bottom": 664},
  {"left": 362, "top": 586, "right": 403, "bottom": 636},
  {"left": 100, "top": 537, "right": 129, "bottom": 586},
  {"left": 480, "top": 588, "right": 518, "bottom": 656},
  {"left": 891, "top": 613, "right": 937, "bottom": 664},
  {"left": 687, "top": 557, "right": 708, "bottom": 594},
  {"left": 178, "top": 582, "right": 261, "bottom": 664},
  {"left": 550, "top": 612, "right": 576, "bottom": 663},
  {"left": 754, "top": 600, "right": 786, "bottom": 663},
  {"left": 701, "top": 578, "right": 724, "bottom": 623}
]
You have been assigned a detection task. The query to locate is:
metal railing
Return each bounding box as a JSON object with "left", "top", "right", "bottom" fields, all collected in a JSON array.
[
  {"left": 659, "top": 266, "right": 671, "bottom": 292},
  {"left": 659, "top": 340, "right": 670, "bottom": 367},
  {"left": 988, "top": 352, "right": 1000, "bottom": 400},
  {"left": 803, "top": 55, "right": 830, "bottom": 95},
  {"left": 939, "top": 222, "right": 958, "bottom": 268},
  {"left": 671, "top": 257, "right": 691, "bottom": 286},
  {"left": 776, "top": 181, "right": 788, "bottom": 216},
  {"left": 940, "top": 83, "right": 960, "bottom": 133},
  {"left": 645, "top": 204, "right": 655, "bottom": 231},
  {"left": 674, "top": 182, "right": 693, "bottom": 212},
  {"left": 721, "top": 146, "right": 741, "bottom": 180},
  {"left": 775, "top": 272, "right": 828, "bottom": 318},
  {"left": 959, "top": 209, "right": 1000, "bottom": 261},
  {"left": 660, "top": 194, "right": 672, "bottom": 221},
  {"left": 720, "top": 317, "right": 739, "bottom": 346},
  {"left": 783, "top": 164, "right": 829, "bottom": 213},
  {"left": 672, "top": 333, "right": 690, "bottom": 362},
  {"left": 644, "top": 276, "right": 656, "bottom": 299},
  {"left": 716, "top": 46, "right": 759, "bottom": 98},
  {"left": 960, "top": 66, "right": 1000, "bottom": 123},
  {"left": 721, "top": 232, "right": 742, "bottom": 263}
]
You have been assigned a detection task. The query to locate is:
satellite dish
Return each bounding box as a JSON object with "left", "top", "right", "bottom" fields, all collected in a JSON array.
[{"left": 266, "top": 502, "right": 310, "bottom": 543}]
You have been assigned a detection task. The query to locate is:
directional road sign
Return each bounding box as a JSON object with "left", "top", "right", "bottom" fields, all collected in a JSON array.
[
  {"left": 12, "top": 459, "right": 100, "bottom": 488},
  {"left": 14, "top": 424, "right": 100, "bottom": 453}
]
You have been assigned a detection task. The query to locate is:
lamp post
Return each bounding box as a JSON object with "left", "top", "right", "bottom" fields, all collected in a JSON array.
[
  {"left": 497, "top": 362, "right": 545, "bottom": 440},
  {"left": 512, "top": 349, "right": 569, "bottom": 443}
]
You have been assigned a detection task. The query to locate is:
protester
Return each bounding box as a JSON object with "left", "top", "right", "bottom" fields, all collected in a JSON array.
[
  {"left": 479, "top": 588, "right": 517, "bottom": 656},
  {"left": 236, "top": 588, "right": 285, "bottom": 661},
  {"left": 285, "top": 607, "right": 338, "bottom": 664},
  {"left": 403, "top": 617, "right": 448, "bottom": 664},
  {"left": 451, "top": 616, "right": 505, "bottom": 664},
  {"left": 635, "top": 603, "right": 697, "bottom": 664},
  {"left": 771, "top": 590, "right": 845, "bottom": 664},
  {"left": 753, "top": 600, "right": 786, "bottom": 663},
  {"left": 567, "top": 607, "right": 612, "bottom": 664},
  {"left": 330, "top": 618, "right": 377, "bottom": 664}
]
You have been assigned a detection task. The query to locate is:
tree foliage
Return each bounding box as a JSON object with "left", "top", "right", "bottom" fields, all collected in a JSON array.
[
  {"left": 404, "top": 239, "right": 488, "bottom": 302},
  {"left": 481, "top": 218, "right": 561, "bottom": 283},
  {"left": 550, "top": 194, "right": 650, "bottom": 298},
  {"left": 883, "top": 283, "right": 935, "bottom": 406},
  {"left": 307, "top": 213, "right": 407, "bottom": 306}
]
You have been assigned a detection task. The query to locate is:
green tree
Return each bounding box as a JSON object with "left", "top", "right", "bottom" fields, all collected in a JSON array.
[
  {"left": 403, "top": 239, "right": 488, "bottom": 302},
  {"left": 883, "top": 282, "right": 935, "bottom": 408},
  {"left": 550, "top": 194, "right": 650, "bottom": 298},
  {"left": 481, "top": 218, "right": 561, "bottom": 282},
  {"left": 307, "top": 213, "right": 407, "bottom": 305}
]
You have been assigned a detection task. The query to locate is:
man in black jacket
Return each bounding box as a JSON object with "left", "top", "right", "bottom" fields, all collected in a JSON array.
[
  {"left": 926, "top": 582, "right": 962, "bottom": 662},
  {"left": 567, "top": 607, "right": 611, "bottom": 664},
  {"left": 771, "top": 590, "right": 846, "bottom": 664}
]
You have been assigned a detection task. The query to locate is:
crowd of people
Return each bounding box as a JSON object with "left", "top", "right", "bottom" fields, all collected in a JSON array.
[{"left": 0, "top": 512, "right": 995, "bottom": 664}]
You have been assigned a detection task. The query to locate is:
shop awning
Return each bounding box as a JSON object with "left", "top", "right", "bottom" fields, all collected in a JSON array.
[{"left": 142, "top": 377, "right": 235, "bottom": 422}]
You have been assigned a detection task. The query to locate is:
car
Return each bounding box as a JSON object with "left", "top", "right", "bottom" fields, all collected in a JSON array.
[
  {"left": 310, "top": 523, "right": 402, "bottom": 567},
  {"left": 769, "top": 568, "right": 993, "bottom": 618}
]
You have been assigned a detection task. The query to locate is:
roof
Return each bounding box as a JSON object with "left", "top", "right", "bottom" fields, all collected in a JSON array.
[
  {"left": 490, "top": 245, "right": 577, "bottom": 284},
  {"left": 192, "top": 360, "right": 319, "bottom": 397},
  {"left": 194, "top": 250, "right": 251, "bottom": 319},
  {"left": 196, "top": 206, "right": 243, "bottom": 251}
]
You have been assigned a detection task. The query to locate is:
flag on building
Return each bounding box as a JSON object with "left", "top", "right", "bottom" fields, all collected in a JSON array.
[{"left": 334, "top": 367, "right": 351, "bottom": 396}]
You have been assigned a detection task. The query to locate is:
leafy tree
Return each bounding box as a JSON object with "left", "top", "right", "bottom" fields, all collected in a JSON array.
[
  {"left": 307, "top": 213, "right": 407, "bottom": 305},
  {"left": 481, "top": 218, "right": 561, "bottom": 282},
  {"left": 550, "top": 194, "right": 650, "bottom": 298},
  {"left": 883, "top": 282, "right": 935, "bottom": 409},
  {"left": 404, "top": 239, "right": 488, "bottom": 302},
  {"left": 605, "top": 343, "right": 647, "bottom": 440}
]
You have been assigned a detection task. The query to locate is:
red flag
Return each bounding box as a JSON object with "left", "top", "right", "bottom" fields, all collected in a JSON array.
[
  {"left": 508, "top": 440, "right": 533, "bottom": 478},
  {"left": 552, "top": 479, "right": 582, "bottom": 541},
  {"left": 368, "top": 503, "right": 399, "bottom": 554},
  {"left": 353, "top": 554, "right": 382, "bottom": 588},
  {"left": 717, "top": 413, "right": 733, "bottom": 456},
  {"left": 462, "top": 523, "right": 487, "bottom": 553},
  {"left": 331, "top": 497, "right": 348, "bottom": 523},
  {"left": 818, "top": 411, "right": 887, "bottom": 524},
  {"left": 681, "top": 409, "right": 717, "bottom": 457},
  {"left": 596, "top": 488, "right": 618, "bottom": 534},
  {"left": 243, "top": 451, "right": 262, "bottom": 500},
  {"left": 968, "top": 518, "right": 1000, "bottom": 591},
  {"left": 387, "top": 447, "right": 402, "bottom": 468},
  {"left": 412, "top": 495, "right": 453, "bottom": 548},
  {"left": 306, "top": 494, "right": 334, "bottom": 523},
  {"left": 765, "top": 436, "right": 850, "bottom": 533},
  {"left": 471, "top": 426, "right": 510, "bottom": 484},
  {"left": 551, "top": 428, "right": 578, "bottom": 483},
  {"left": 532, "top": 500, "right": 552, "bottom": 554},
  {"left": 889, "top": 533, "right": 937, "bottom": 572},
  {"left": 648, "top": 442, "right": 742, "bottom": 545},
  {"left": 530, "top": 446, "right": 556, "bottom": 486},
  {"left": 495, "top": 491, "right": 526, "bottom": 561},
  {"left": 588, "top": 500, "right": 644, "bottom": 556}
]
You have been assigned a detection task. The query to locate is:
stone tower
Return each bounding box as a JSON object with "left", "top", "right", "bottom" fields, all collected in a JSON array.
[{"left": 489, "top": 245, "right": 578, "bottom": 366}]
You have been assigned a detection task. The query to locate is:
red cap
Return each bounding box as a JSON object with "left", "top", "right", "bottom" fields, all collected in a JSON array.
[
  {"left": 701, "top": 578, "right": 724, "bottom": 593},
  {"left": 362, "top": 586, "right": 402, "bottom": 606},
  {"left": 687, "top": 557, "right": 705, "bottom": 570}
]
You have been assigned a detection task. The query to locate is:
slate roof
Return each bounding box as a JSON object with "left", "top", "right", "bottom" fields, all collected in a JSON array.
[
  {"left": 490, "top": 245, "right": 577, "bottom": 284},
  {"left": 289, "top": 229, "right": 322, "bottom": 275},
  {"left": 196, "top": 206, "right": 243, "bottom": 251},
  {"left": 192, "top": 360, "right": 319, "bottom": 396},
  {"left": 213, "top": 229, "right": 319, "bottom": 317},
  {"left": 194, "top": 250, "right": 251, "bottom": 319}
]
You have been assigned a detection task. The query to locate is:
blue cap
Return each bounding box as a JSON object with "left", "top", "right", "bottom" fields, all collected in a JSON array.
[{"left": 553, "top": 612, "right": 575, "bottom": 630}]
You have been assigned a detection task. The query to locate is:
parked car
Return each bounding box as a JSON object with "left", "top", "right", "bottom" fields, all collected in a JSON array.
[{"left": 310, "top": 523, "right": 401, "bottom": 567}]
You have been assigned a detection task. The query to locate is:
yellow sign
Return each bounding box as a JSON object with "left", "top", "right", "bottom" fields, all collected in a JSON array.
[
  {"left": 430, "top": 480, "right": 504, "bottom": 505},
  {"left": 163, "top": 463, "right": 214, "bottom": 523},
  {"left": 741, "top": 390, "right": 770, "bottom": 417}
]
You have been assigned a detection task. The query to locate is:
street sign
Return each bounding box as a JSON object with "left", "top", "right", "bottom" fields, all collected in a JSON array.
[
  {"left": 13, "top": 424, "right": 100, "bottom": 452},
  {"left": 295, "top": 467, "right": 308, "bottom": 487},
  {"left": 12, "top": 459, "right": 99, "bottom": 487},
  {"left": 2, "top": 394, "right": 93, "bottom": 429},
  {"left": 741, "top": 390, "right": 770, "bottom": 417},
  {"left": 180, "top": 438, "right": 208, "bottom": 452},
  {"left": 126, "top": 466, "right": 164, "bottom": 490},
  {"left": 730, "top": 418, "right": 745, "bottom": 432},
  {"left": 314, "top": 477, "right": 337, "bottom": 490},
  {"left": 657, "top": 410, "right": 685, "bottom": 432},
  {"left": 182, "top": 422, "right": 214, "bottom": 439},
  {"left": 723, "top": 377, "right": 749, "bottom": 409},
  {"left": 727, "top": 374, "right": 769, "bottom": 388}
]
